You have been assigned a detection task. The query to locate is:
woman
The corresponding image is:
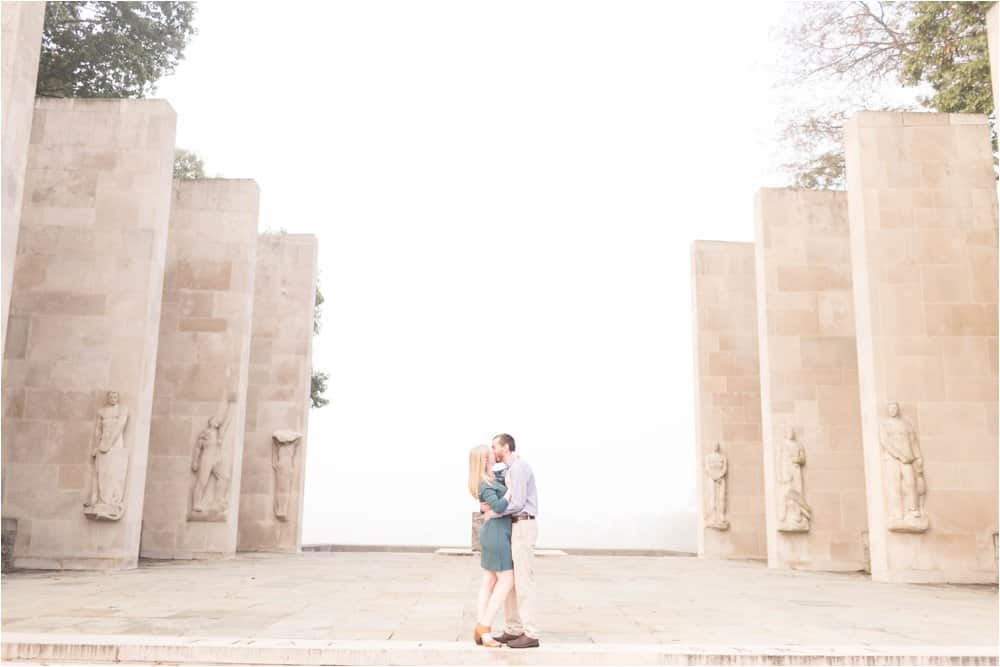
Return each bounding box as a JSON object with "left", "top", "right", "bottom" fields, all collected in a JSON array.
[{"left": 467, "top": 444, "right": 513, "bottom": 647}]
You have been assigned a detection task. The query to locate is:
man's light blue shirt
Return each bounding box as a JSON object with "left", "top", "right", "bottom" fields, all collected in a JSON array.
[{"left": 501, "top": 457, "right": 538, "bottom": 517}]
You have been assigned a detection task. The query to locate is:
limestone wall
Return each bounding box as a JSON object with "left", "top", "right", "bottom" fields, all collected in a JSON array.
[
  {"left": 845, "top": 111, "right": 998, "bottom": 583},
  {"left": 1, "top": 1, "right": 45, "bottom": 355},
  {"left": 1, "top": 98, "right": 176, "bottom": 569},
  {"left": 754, "top": 189, "right": 868, "bottom": 572},
  {"left": 237, "top": 233, "right": 317, "bottom": 552},
  {"left": 141, "top": 180, "right": 259, "bottom": 559},
  {"left": 690, "top": 241, "right": 766, "bottom": 560}
]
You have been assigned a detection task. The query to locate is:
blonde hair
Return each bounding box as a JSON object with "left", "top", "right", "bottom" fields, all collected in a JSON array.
[{"left": 467, "top": 445, "right": 494, "bottom": 500}]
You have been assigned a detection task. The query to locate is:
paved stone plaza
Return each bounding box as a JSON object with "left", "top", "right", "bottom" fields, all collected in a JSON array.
[
  {"left": 2, "top": 6, "right": 999, "bottom": 665},
  {"left": 3, "top": 552, "right": 996, "bottom": 649}
]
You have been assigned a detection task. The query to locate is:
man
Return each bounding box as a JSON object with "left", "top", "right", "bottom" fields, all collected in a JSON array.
[
  {"left": 777, "top": 427, "right": 811, "bottom": 532},
  {"left": 878, "top": 402, "right": 928, "bottom": 532},
  {"left": 482, "top": 433, "right": 540, "bottom": 648},
  {"left": 190, "top": 396, "right": 235, "bottom": 518},
  {"left": 703, "top": 442, "right": 728, "bottom": 530},
  {"left": 84, "top": 390, "right": 129, "bottom": 521}
]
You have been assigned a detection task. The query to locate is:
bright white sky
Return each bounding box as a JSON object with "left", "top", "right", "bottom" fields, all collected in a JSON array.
[{"left": 157, "top": 1, "right": 794, "bottom": 551}]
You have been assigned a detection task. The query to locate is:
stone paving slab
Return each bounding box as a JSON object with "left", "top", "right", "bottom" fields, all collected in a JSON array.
[
  {"left": 3, "top": 633, "right": 997, "bottom": 666},
  {"left": 2, "top": 552, "right": 996, "bottom": 660}
]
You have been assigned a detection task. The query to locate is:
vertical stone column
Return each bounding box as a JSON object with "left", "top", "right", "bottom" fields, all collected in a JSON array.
[
  {"left": 690, "top": 241, "right": 766, "bottom": 559},
  {"left": 754, "top": 189, "right": 868, "bottom": 572},
  {"left": 237, "top": 233, "right": 317, "bottom": 552},
  {"left": 2, "top": 98, "right": 176, "bottom": 569},
  {"left": 845, "top": 111, "right": 998, "bottom": 584},
  {"left": 1, "top": 2, "right": 45, "bottom": 355},
  {"left": 141, "top": 180, "right": 260, "bottom": 559}
]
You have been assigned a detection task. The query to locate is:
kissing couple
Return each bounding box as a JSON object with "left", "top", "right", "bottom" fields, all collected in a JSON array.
[{"left": 466, "top": 433, "right": 540, "bottom": 649}]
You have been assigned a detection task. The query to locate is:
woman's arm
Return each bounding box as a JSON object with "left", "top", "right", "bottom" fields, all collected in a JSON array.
[{"left": 480, "top": 485, "right": 509, "bottom": 515}]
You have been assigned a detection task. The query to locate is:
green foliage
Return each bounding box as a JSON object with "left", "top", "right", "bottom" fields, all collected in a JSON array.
[
  {"left": 780, "top": 1, "right": 996, "bottom": 188},
  {"left": 311, "top": 371, "right": 330, "bottom": 409},
  {"left": 314, "top": 284, "right": 325, "bottom": 335},
  {"left": 37, "top": 2, "right": 196, "bottom": 98},
  {"left": 311, "top": 283, "right": 329, "bottom": 409},
  {"left": 173, "top": 149, "right": 205, "bottom": 179},
  {"left": 899, "top": 2, "right": 994, "bottom": 114},
  {"left": 789, "top": 150, "right": 847, "bottom": 190},
  {"left": 780, "top": 111, "right": 852, "bottom": 190}
]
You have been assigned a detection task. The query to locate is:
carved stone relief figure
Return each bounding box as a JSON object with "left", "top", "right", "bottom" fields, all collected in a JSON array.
[
  {"left": 188, "top": 395, "right": 237, "bottom": 522},
  {"left": 777, "top": 426, "right": 811, "bottom": 533},
  {"left": 879, "top": 402, "right": 928, "bottom": 533},
  {"left": 272, "top": 430, "right": 301, "bottom": 521},
  {"left": 704, "top": 442, "right": 730, "bottom": 530},
  {"left": 84, "top": 391, "right": 130, "bottom": 521}
]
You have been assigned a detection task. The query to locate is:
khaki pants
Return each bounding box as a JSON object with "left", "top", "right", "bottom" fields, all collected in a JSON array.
[{"left": 503, "top": 519, "right": 538, "bottom": 638}]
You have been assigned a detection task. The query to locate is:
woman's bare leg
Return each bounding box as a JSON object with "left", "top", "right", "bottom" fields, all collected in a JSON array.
[
  {"left": 477, "top": 570, "right": 497, "bottom": 626},
  {"left": 480, "top": 570, "right": 515, "bottom": 627}
]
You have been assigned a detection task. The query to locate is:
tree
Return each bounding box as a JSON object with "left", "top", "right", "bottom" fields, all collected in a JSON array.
[
  {"left": 779, "top": 111, "right": 851, "bottom": 190},
  {"left": 778, "top": 1, "right": 995, "bottom": 188},
  {"left": 173, "top": 149, "right": 205, "bottom": 179},
  {"left": 313, "top": 284, "right": 325, "bottom": 335},
  {"left": 310, "top": 284, "right": 329, "bottom": 409},
  {"left": 311, "top": 371, "right": 330, "bottom": 409},
  {"left": 781, "top": 2, "right": 913, "bottom": 88},
  {"left": 37, "top": 2, "right": 197, "bottom": 98},
  {"left": 899, "top": 2, "right": 994, "bottom": 114}
]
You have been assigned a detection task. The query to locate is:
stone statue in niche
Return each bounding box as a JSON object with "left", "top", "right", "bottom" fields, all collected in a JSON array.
[
  {"left": 879, "top": 402, "right": 928, "bottom": 533},
  {"left": 84, "top": 391, "right": 130, "bottom": 521},
  {"left": 777, "top": 426, "right": 811, "bottom": 533},
  {"left": 704, "top": 442, "right": 729, "bottom": 530},
  {"left": 272, "top": 430, "right": 302, "bottom": 521},
  {"left": 188, "top": 395, "right": 237, "bottom": 522}
]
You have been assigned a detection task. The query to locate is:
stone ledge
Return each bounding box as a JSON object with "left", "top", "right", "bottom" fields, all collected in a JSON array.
[
  {"left": 3, "top": 634, "right": 996, "bottom": 666},
  {"left": 435, "top": 548, "right": 568, "bottom": 557},
  {"left": 303, "top": 544, "right": 443, "bottom": 553},
  {"left": 303, "top": 545, "right": 693, "bottom": 557}
]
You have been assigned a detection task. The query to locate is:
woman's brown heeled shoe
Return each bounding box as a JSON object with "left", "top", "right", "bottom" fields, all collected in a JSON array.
[{"left": 474, "top": 623, "right": 490, "bottom": 645}]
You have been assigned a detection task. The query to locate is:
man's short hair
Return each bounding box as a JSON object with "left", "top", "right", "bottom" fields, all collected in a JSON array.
[{"left": 493, "top": 433, "right": 516, "bottom": 452}]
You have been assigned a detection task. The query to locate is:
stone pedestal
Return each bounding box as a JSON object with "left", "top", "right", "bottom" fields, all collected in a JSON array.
[
  {"left": 1, "top": 98, "right": 176, "bottom": 569},
  {"left": 140, "top": 180, "right": 260, "bottom": 560},
  {"left": 754, "top": 189, "right": 868, "bottom": 572},
  {"left": 471, "top": 511, "right": 484, "bottom": 552},
  {"left": 690, "top": 241, "right": 766, "bottom": 559},
  {"left": 1, "top": 2, "right": 45, "bottom": 355},
  {"left": 845, "top": 111, "right": 998, "bottom": 583},
  {"left": 237, "top": 234, "right": 317, "bottom": 553}
]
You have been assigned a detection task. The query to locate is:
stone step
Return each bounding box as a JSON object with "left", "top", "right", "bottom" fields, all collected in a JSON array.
[{"left": 3, "top": 633, "right": 995, "bottom": 666}]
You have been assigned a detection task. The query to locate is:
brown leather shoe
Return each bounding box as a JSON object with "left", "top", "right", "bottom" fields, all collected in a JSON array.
[
  {"left": 495, "top": 632, "right": 523, "bottom": 644},
  {"left": 507, "top": 634, "right": 540, "bottom": 649},
  {"left": 473, "top": 623, "right": 490, "bottom": 645}
]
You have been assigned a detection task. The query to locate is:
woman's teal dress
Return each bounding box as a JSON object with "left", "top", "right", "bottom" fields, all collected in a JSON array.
[{"left": 478, "top": 479, "right": 513, "bottom": 571}]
